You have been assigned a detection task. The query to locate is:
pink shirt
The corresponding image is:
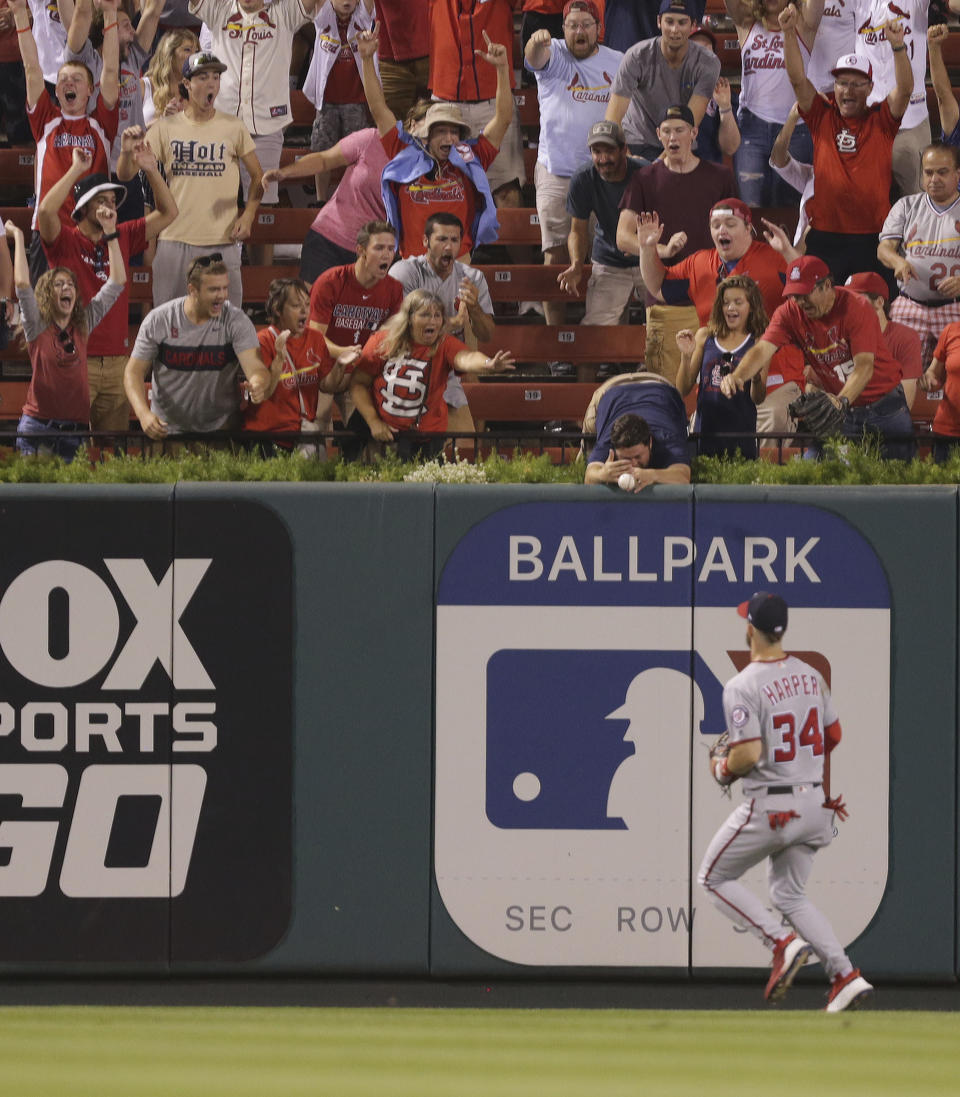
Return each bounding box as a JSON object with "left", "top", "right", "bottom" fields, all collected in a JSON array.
[{"left": 310, "top": 127, "right": 388, "bottom": 251}]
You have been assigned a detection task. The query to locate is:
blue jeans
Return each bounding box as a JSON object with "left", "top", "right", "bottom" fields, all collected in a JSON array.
[
  {"left": 734, "top": 108, "right": 813, "bottom": 207},
  {"left": 842, "top": 386, "right": 916, "bottom": 461},
  {"left": 16, "top": 413, "right": 87, "bottom": 462}
]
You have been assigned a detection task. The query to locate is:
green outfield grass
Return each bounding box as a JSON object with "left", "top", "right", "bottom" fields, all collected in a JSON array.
[{"left": 0, "top": 1006, "right": 956, "bottom": 1097}]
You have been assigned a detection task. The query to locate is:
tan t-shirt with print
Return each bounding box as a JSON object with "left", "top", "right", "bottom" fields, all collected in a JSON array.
[{"left": 147, "top": 111, "right": 256, "bottom": 245}]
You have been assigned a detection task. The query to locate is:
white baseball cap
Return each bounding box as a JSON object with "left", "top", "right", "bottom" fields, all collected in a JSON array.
[{"left": 831, "top": 53, "right": 873, "bottom": 81}]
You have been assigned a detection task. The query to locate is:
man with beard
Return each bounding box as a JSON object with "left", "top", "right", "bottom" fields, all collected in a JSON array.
[
  {"left": 388, "top": 212, "right": 494, "bottom": 439},
  {"left": 558, "top": 120, "right": 648, "bottom": 328},
  {"left": 604, "top": 0, "right": 719, "bottom": 160},
  {"left": 357, "top": 25, "right": 513, "bottom": 259},
  {"left": 524, "top": 0, "right": 623, "bottom": 324}
]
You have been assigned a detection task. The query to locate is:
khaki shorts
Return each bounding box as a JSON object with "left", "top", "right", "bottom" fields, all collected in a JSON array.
[
  {"left": 87, "top": 355, "right": 131, "bottom": 434},
  {"left": 437, "top": 96, "right": 526, "bottom": 193},
  {"left": 582, "top": 263, "right": 645, "bottom": 325},
  {"left": 240, "top": 130, "right": 285, "bottom": 204},
  {"left": 534, "top": 161, "right": 571, "bottom": 250}
]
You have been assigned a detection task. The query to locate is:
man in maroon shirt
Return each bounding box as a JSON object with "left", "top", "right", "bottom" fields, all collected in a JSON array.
[
  {"left": 38, "top": 133, "right": 178, "bottom": 433},
  {"left": 720, "top": 255, "right": 916, "bottom": 459}
]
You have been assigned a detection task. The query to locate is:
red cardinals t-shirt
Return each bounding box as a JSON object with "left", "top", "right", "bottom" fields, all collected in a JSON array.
[
  {"left": 931, "top": 322, "right": 960, "bottom": 436},
  {"left": 382, "top": 128, "right": 498, "bottom": 258},
  {"left": 800, "top": 95, "right": 900, "bottom": 235},
  {"left": 357, "top": 330, "right": 465, "bottom": 432},
  {"left": 43, "top": 219, "right": 147, "bottom": 356},
  {"left": 663, "top": 240, "right": 787, "bottom": 325},
  {"left": 762, "top": 287, "right": 902, "bottom": 404},
  {"left": 309, "top": 264, "right": 403, "bottom": 348},
  {"left": 28, "top": 90, "right": 119, "bottom": 230},
  {"left": 244, "top": 325, "right": 333, "bottom": 433}
]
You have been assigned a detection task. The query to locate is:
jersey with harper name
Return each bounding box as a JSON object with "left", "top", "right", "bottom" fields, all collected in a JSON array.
[
  {"left": 309, "top": 264, "right": 403, "bottom": 348},
  {"left": 855, "top": 0, "right": 929, "bottom": 130},
  {"left": 525, "top": 39, "right": 624, "bottom": 178},
  {"left": 880, "top": 190, "right": 960, "bottom": 304},
  {"left": 724, "top": 655, "right": 838, "bottom": 794}
]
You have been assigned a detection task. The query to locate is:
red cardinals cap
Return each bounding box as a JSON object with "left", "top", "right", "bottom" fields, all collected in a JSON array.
[
  {"left": 844, "top": 271, "right": 889, "bottom": 302},
  {"left": 738, "top": 592, "right": 788, "bottom": 636},
  {"left": 710, "top": 198, "right": 752, "bottom": 225},
  {"left": 563, "top": 0, "right": 601, "bottom": 21},
  {"left": 831, "top": 53, "right": 873, "bottom": 81},
  {"left": 783, "top": 255, "right": 831, "bottom": 296},
  {"left": 690, "top": 23, "right": 719, "bottom": 51}
]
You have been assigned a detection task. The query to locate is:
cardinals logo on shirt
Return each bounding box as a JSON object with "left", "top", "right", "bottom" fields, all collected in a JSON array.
[
  {"left": 836, "top": 128, "right": 858, "bottom": 154},
  {"left": 565, "top": 72, "right": 615, "bottom": 103}
]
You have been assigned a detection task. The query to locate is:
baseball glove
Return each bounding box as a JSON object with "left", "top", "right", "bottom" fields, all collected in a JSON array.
[
  {"left": 788, "top": 391, "right": 847, "bottom": 440},
  {"left": 709, "top": 731, "right": 736, "bottom": 787}
]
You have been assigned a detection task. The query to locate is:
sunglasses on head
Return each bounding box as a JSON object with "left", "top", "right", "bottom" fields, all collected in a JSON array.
[{"left": 193, "top": 252, "right": 223, "bottom": 268}]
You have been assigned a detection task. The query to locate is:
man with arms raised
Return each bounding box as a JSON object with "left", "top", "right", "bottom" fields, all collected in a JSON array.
[
  {"left": 38, "top": 138, "right": 177, "bottom": 434},
  {"left": 358, "top": 25, "right": 514, "bottom": 260},
  {"left": 779, "top": 2, "right": 911, "bottom": 284},
  {"left": 124, "top": 255, "right": 271, "bottom": 442}
]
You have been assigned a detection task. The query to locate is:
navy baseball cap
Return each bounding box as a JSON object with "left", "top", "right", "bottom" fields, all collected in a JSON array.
[
  {"left": 738, "top": 592, "right": 788, "bottom": 635},
  {"left": 661, "top": 103, "right": 695, "bottom": 127},
  {"left": 659, "top": 0, "right": 697, "bottom": 16}
]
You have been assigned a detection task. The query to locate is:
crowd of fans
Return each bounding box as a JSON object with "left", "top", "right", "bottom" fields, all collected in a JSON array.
[{"left": 0, "top": 0, "right": 959, "bottom": 469}]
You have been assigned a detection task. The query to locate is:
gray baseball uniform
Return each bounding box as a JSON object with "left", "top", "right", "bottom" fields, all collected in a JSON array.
[{"left": 697, "top": 655, "right": 854, "bottom": 980}]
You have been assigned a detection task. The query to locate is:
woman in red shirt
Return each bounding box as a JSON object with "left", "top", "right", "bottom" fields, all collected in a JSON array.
[
  {"left": 9, "top": 214, "right": 124, "bottom": 461},
  {"left": 244, "top": 277, "right": 360, "bottom": 455},
  {"left": 348, "top": 288, "right": 514, "bottom": 459}
]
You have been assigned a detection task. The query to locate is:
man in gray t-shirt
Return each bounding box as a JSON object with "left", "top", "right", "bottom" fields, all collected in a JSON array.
[
  {"left": 605, "top": 0, "right": 719, "bottom": 159},
  {"left": 124, "top": 255, "right": 272, "bottom": 439}
]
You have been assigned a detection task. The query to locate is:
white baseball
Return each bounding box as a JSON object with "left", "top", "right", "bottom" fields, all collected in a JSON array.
[{"left": 618, "top": 472, "right": 636, "bottom": 492}]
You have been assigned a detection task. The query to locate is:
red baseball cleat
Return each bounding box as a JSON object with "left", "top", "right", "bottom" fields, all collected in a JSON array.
[
  {"left": 826, "top": 968, "right": 873, "bottom": 1012},
  {"left": 764, "top": 933, "right": 813, "bottom": 1002}
]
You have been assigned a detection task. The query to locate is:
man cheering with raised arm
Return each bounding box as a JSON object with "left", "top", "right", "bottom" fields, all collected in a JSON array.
[{"left": 779, "top": 2, "right": 912, "bottom": 286}]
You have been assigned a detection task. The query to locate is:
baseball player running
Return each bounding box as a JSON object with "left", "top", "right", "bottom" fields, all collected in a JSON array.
[{"left": 698, "top": 592, "right": 873, "bottom": 1012}]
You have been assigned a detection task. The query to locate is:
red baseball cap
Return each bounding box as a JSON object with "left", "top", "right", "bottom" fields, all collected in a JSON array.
[
  {"left": 710, "top": 198, "right": 753, "bottom": 226},
  {"left": 844, "top": 271, "right": 889, "bottom": 302},
  {"left": 783, "top": 256, "right": 831, "bottom": 296},
  {"left": 563, "top": 0, "right": 601, "bottom": 21}
]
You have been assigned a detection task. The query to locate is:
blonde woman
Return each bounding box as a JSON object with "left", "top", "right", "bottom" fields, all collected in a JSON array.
[
  {"left": 348, "top": 289, "right": 514, "bottom": 458},
  {"left": 143, "top": 28, "right": 200, "bottom": 126}
]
